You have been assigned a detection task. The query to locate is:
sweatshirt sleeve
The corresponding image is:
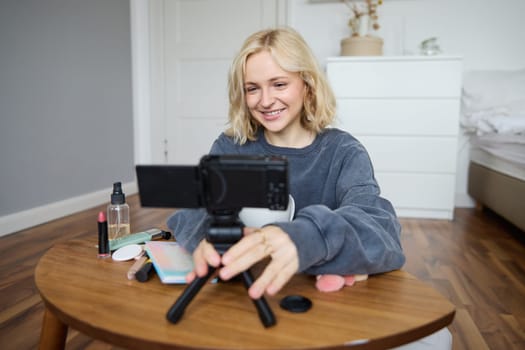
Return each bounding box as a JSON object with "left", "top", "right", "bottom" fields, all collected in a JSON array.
[
  {"left": 167, "top": 208, "right": 210, "bottom": 252},
  {"left": 275, "top": 144, "right": 406, "bottom": 276}
]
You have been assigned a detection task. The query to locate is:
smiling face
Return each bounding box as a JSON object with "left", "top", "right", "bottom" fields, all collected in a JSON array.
[{"left": 243, "top": 50, "right": 307, "bottom": 146}]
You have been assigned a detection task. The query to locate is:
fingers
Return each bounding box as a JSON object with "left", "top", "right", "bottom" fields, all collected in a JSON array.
[
  {"left": 185, "top": 270, "right": 196, "bottom": 283},
  {"left": 248, "top": 237, "right": 299, "bottom": 299},
  {"left": 247, "top": 258, "right": 297, "bottom": 298},
  {"left": 220, "top": 226, "right": 299, "bottom": 299},
  {"left": 220, "top": 229, "right": 269, "bottom": 279},
  {"left": 192, "top": 239, "right": 221, "bottom": 278},
  {"left": 243, "top": 226, "right": 260, "bottom": 235}
]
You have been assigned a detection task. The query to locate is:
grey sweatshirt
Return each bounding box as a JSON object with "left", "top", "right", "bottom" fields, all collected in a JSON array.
[{"left": 167, "top": 128, "right": 405, "bottom": 276}]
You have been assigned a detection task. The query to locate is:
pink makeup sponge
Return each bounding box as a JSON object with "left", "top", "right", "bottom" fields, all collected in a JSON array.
[{"left": 315, "top": 274, "right": 369, "bottom": 292}]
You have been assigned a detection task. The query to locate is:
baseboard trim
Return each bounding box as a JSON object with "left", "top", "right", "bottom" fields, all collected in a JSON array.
[
  {"left": 0, "top": 182, "right": 137, "bottom": 237},
  {"left": 455, "top": 192, "right": 476, "bottom": 208}
]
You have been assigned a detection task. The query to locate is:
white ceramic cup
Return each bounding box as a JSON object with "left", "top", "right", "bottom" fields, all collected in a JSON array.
[{"left": 238, "top": 195, "right": 295, "bottom": 228}]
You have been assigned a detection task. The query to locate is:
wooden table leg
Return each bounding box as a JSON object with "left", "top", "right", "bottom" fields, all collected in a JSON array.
[{"left": 39, "top": 308, "right": 67, "bottom": 350}]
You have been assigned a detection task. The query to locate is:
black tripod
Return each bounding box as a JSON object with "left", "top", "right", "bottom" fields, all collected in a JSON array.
[{"left": 166, "top": 210, "right": 276, "bottom": 328}]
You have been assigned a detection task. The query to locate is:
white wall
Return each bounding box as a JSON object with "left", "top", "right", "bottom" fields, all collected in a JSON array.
[
  {"left": 287, "top": 0, "right": 525, "bottom": 207},
  {"left": 289, "top": 0, "right": 525, "bottom": 70}
]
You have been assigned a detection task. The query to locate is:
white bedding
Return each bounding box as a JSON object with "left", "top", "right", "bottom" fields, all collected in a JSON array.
[
  {"left": 471, "top": 149, "right": 525, "bottom": 182},
  {"left": 461, "top": 69, "right": 525, "bottom": 180},
  {"left": 461, "top": 69, "right": 525, "bottom": 135},
  {"left": 471, "top": 134, "right": 525, "bottom": 165},
  {"left": 470, "top": 134, "right": 525, "bottom": 181}
]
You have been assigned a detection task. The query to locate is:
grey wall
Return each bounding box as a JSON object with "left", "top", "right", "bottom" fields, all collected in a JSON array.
[{"left": 0, "top": 0, "right": 134, "bottom": 216}]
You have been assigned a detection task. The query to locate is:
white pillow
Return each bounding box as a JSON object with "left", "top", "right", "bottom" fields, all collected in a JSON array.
[{"left": 462, "top": 69, "right": 525, "bottom": 114}]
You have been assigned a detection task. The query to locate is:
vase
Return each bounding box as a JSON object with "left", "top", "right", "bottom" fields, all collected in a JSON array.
[
  {"left": 340, "top": 36, "right": 383, "bottom": 56},
  {"left": 358, "top": 15, "right": 370, "bottom": 37}
]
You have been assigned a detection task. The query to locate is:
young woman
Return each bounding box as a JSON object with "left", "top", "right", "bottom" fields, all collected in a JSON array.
[{"left": 167, "top": 27, "right": 405, "bottom": 300}]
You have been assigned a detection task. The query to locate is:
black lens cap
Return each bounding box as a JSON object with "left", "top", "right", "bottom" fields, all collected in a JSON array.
[{"left": 279, "top": 295, "right": 312, "bottom": 313}]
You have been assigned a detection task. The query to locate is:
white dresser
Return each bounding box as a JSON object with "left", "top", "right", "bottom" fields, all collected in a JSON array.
[{"left": 326, "top": 56, "right": 463, "bottom": 219}]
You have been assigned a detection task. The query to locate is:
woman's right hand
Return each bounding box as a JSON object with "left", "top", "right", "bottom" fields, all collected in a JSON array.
[{"left": 185, "top": 239, "right": 222, "bottom": 283}]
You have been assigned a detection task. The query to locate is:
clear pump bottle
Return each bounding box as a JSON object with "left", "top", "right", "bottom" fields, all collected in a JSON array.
[{"left": 107, "top": 182, "right": 130, "bottom": 241}]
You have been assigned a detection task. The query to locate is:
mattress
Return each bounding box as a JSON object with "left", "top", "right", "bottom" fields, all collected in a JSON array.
[
  {"left": 463, "top": 69, "right": 525, "bottom": 231},
  {"left": 468, "top": 161, "right": 525, "bottom": 232},
  {"left": 470, "top": 134, "right": 525, "bottom": 181}
]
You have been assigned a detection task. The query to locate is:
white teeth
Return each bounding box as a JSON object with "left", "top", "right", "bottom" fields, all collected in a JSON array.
[{"left": 264, "top": 109, "right": 283, "bottom": 116}]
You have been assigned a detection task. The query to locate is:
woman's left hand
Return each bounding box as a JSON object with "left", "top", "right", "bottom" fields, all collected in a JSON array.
[{"left": 219, "top": 225, "right": 299, "bottom": 299}]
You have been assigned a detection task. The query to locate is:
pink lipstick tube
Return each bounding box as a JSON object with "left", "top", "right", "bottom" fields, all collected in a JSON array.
[{"left": 98, "top": 211, "right": 110, "bottom": 258}]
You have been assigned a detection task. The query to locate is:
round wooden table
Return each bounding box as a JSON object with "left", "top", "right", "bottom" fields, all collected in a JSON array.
[{"left": 35, "top": 239, "right": 455, "bottom": 349}]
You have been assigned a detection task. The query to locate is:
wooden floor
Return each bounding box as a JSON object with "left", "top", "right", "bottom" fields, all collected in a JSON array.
[{"left": 0, "top": 195, "right": 524, "bottom": 349}]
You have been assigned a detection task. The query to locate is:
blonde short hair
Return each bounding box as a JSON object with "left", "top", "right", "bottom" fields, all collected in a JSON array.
[{"left": 226, "top": 27, "right": 336, "bottom": 144}]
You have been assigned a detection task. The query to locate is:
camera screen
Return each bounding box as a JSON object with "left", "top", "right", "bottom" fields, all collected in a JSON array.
[
  {"left": 136, "top": 155, "right": 288, "bottom": 212},
  {"left": 202, "top": 155, "right": 288, "bottom": 211}
]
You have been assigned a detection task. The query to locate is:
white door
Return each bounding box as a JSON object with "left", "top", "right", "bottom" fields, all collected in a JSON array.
[{"left": 155, "top": 0, "right": 285, "bottom": 164}]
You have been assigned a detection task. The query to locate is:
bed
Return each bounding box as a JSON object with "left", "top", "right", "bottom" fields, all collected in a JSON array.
[{"left": 461, "top": 69, "right": 525, "bottom": 232}]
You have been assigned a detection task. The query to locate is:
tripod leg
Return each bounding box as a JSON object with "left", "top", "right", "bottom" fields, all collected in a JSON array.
[
  {"left": 241, "top": 270, "right": 276, "bottom": 328},
  {"left": 166, "top": 266, "right": 216, "bottom": 323}
]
